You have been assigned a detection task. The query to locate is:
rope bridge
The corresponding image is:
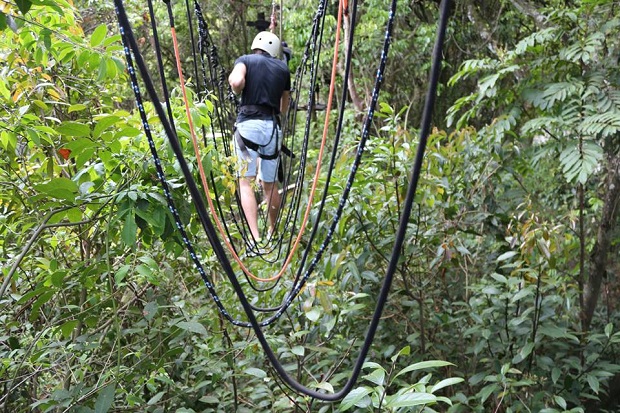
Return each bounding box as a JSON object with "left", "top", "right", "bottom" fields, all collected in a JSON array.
[{"left": 114, "top": 0, "right": 451, "bottom": 401}]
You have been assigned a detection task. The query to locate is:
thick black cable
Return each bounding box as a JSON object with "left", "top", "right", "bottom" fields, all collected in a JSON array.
[{"left": 115, "top": 0, "right": 451, "bottom": 400}]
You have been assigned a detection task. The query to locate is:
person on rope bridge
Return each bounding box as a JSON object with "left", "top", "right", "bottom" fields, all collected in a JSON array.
[{"left": 228, "top": 31, "right": 291, "bottom": 242}]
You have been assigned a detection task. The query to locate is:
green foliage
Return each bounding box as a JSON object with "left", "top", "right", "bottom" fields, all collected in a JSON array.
[
  {"left": 2, "top": 1, "right": 620, "bottom": 413},
  {"left": 339, "top": 347, "right": 461, "bottom": 412},
  {"left": 447, "top": 1, "right": 620, "bottom": 186}
]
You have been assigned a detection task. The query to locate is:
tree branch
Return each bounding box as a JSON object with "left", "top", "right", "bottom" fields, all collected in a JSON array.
[
  {"left": 0, "top": 208, "right": 103, "bottom": 299},
  {"left": 507, "top": 0, "right": 547, "bottom": 29}
]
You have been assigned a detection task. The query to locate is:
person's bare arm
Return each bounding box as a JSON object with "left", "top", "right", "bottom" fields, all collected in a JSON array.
[
  {"left": 280, "top": 90, "right": 290, "bottom": 115},
  {"left": 228, "top": 63, "right": 247, "bottom": 94}
]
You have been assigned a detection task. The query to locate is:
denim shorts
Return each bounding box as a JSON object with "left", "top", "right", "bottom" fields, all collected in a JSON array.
[{"left": 234, "top": 119, "right": 281, "bottom": 183}]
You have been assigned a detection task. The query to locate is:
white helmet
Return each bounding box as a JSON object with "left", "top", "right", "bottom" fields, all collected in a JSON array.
[{"left": 251, "top": 31, "right": 282, "bottom": 58}]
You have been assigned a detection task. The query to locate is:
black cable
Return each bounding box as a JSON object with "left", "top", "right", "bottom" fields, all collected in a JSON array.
[
  {"left": 114, "top": 0, "right": 452, "bottom": 400},
  {"left": 147, "top": 0, "right": 175, "bottom": 128}
]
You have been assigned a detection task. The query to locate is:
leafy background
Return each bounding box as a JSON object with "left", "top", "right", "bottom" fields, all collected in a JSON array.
[{"left": 1, "top": 0, "right": 619, "bottom": 412}]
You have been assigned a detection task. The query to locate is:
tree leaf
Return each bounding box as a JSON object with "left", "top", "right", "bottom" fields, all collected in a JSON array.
[
  {"left": 362, "top": 368, "right": 385, "bottom": 386},
  {"left": 90, "top": 24, "right": 107, "bottom": 47},
  {"left": 15, "top": 0, "right": 32, "bottom": 14},
  {"left": 496, "top": 251, "right": 517, "bottom": 262},
  {"left": 512, "top": 342, "right": 535, "bottom": 363},
  {"left": 313, "top": 381, "right": 334, "bottom": 393},
  {"left": 93, "top": 115, "right": 121, "bottom": 138},
  {"left": 339, "top": 387, "right": 372, "bottom": 411},
  {"left": 68, "top": 104, "right": 87, "bottom": 113},
  {"left": 59, "top": 320, "right": 79, "bottom": 339},
  {"left": 385, "top": 392, "right": 437, "bottom": 408},
  {"left": 430, "top": 377, "right": 464, "bottom": 393},
  {"left": 538, "top": 325, "right": 579, "bottom": 342},
  {"left": 244, "top": 367, "right": 266, "bottom": 379},
  {"left": 57, "top": 121, "right": 91, "bottom": 137},
  {"left": 121, "top": 211, "right": 137, "bottom": 246},
  {"left": 94, "top": 384, "right": 115, "bottom": 413},
  {"left": 586, "top": 375, "right": 600, "bottom": 394},
  {"left": 291, "top": 346, "right": 304, "bottom": 356},
  {"left": 554, "top": 395, "right": 567, "bottom": 410},
  {"left": 176, "top": 321, "right": 208, "bottom": 336},
  {"left": 147, "top": 391, "right": 165, "bottom": 405},
  {"left": 35, "top": 178, "right": 79, "bottom": 201},
  {"left": 510, "top": 287, "right": 533, "bottom": 303},
  {"left": 393, "top": 360, "right": 454, "bottom": 381},
  {"left": 479, "top": 383, "right": 499, "bottom": 403},
  {"left": 305, "top": 306, "right": 321, "bottom": 321}
]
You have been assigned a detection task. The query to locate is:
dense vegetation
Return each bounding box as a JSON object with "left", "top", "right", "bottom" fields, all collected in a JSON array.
[{"left": 1, "top": 0, "right": 619, "bottom": 412}]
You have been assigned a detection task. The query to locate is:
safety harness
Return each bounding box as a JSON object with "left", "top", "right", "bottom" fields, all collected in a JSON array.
[
  {"left": 234, "top": 104, "right": 295, "bottom": 159},
  {"left": 235, "top": 104, "right": 280, "bottom": 160}
]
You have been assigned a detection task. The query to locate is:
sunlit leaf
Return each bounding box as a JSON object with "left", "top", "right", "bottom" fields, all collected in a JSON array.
[
  {"left": 90, "top": 23, "right": 107, "bottom": 47},
  {"left": 57, "top": 121, "right": 91, "bottom": 137}
]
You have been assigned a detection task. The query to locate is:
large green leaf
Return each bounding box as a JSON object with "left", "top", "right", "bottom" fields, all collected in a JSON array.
[
  {"left": 393, "top": 360, "right": 455, "bottom": 381},
  {"left": 176, "top": 321, "right": 208, "bottom": 336},
  {"left": 339, "top": 387, "right": 372, "bottom": 411},
  {"left": 35, "top": 177, "right": 79, "bottom": 201},
  {"left": 57, "top": 121, "right": 91, "bottom": 137},
  {"left": 559, "top": 140, "right": 603, "bottom": 184},
  {"left": 90, "top": 23, "right": 108, "bottom": 47},
  {"left": 15, "top": 0, "right": 32, "bottom": 14},
  {"left": 94, "top": 384, "right": 116, "bottom": 413},
  {"left": 0, "top": 13, "right": 7, "bottom": 32},
  {"left": 385, "top": 392, "right": 437, "bottom": 408}
]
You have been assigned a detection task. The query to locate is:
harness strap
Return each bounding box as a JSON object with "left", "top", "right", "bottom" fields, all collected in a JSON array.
[
  {"left": 239, "top": 104, "right": 277, "bottom": 116},
  {"left": 234, "top": 128, "right": 280, "bottom": 160}
]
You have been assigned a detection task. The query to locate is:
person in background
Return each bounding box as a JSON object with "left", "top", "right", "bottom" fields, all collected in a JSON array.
[{"left": 228, "top": 31, "right": 291, "bottom": 241}]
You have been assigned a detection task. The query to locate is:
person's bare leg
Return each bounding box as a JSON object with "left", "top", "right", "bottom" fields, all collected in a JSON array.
[
  {"left": 239, "top": 177, "right": 260, "bottom": 239},
  {"left": 262, "top": 181, "right": 281, "bottom": 235}
]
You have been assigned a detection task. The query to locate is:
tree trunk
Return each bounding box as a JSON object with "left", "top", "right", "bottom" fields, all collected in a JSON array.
[
  {"left": 507, "top": 0, "right": 547, "bottom": 28},
  {"left": 583, "top": 151, "right": 620, "bottom": 330},
  {"left": 342, "top": 7, "right": 365, "bottom": 114}
]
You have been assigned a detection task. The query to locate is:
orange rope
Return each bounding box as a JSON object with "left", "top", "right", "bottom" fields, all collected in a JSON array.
[
  {"left": 269, "top": 1, "right": 277, "bottom": 32},
  {"left": 171, "top": 25, "right": 283, "bottom": 282},
  {"left": 169, "top": 0, "right": 345, "bottom": 282}
]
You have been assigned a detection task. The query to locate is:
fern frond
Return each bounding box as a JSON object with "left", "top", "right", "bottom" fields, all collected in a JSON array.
[
  {"left": 524, "top": 82, "right": 584, "bottom": 110},
  {"left": 446, "top": 94, "right": 477, "bottom": 128},
  {"left": 559, "top": 140, "right": 603, "bottom": 184},
  {"left": 448, "top": 58, "right": 495, "bottom": 87},
  {"left": 521, "top": 116, "right": 565, "bottom": 136},
  {"left": 559, "top": 32, "right": 604, "bottom": 64},
  {"left": 578, "top": 111, "right": 620, "bottom": 138},
  {"left": 512, "top": 27, "right": 559, "bottom": 57}
]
